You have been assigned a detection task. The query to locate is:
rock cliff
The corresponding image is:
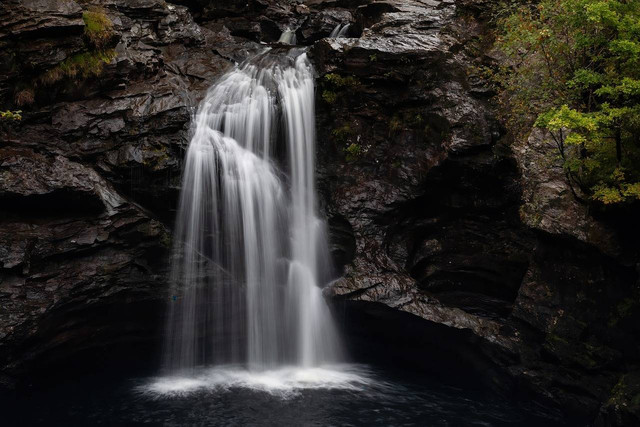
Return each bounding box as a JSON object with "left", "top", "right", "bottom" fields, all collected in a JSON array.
[{"left": 0, "top": 1, "right": 638, "bottom": 425}]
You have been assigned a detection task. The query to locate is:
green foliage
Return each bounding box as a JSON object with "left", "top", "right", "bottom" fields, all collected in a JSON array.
[
  {"left": 38, "top": 9, "right": 114, "bottom": 86},
  {"left": 322, "top": 90, "right": 338, "bottom": 104},
  {"left": 1, "top": 110, "right": 22, "bottom": 121},
  {"left": 41, "top": 49, "right": 116, "bottom": 85},
  {"left": 7, "top": 8, "right": 115, "bottom": 107},
  {"left": 323, "top": 73, "right": 360, "bottom": 88},
  {"left": 495, "top": 0, "right": 640, "bottom": 205},
  {"left": 388, "top": 110, "right": 428, "bottom": 136},
  {"left": 332, "top": 123, "right": 354, "bottom": 142},
  {"left": 344, "top": 143, "right": 362, "bottom": 162},
  {"left": 320, "top": 73, "right": 361, "bottom": 105},
  {"left": 82, "top": 9, "right": 113, "bottom": 49},
  {"left": 331, "top": 123, "right": 366, "bottom": 162}
]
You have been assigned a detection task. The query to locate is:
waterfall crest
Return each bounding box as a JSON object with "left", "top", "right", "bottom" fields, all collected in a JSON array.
[{"left": 164, "top": 50, "right": 341, "bottom": 373}]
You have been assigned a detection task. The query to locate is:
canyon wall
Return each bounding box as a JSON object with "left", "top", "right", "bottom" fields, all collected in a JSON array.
[{"left": 1, "top": 1, "right": 638, "bottom": 425}]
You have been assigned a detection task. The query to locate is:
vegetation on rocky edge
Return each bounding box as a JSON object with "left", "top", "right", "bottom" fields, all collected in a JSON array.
[
  {"left": 40, "top": 49, "right": 116, "bottom": 85},
  {"left": 82, "top": 9, "right": 114, "bottom": 49},
  {"left": 0, "top": 110, "right": 22, "bottom": 121},
  {"left": 495, "top": 0, "right": 640, "bottom": 205},
  {"left": 10, "top": 8, "right": 115, "bottom": 107}
]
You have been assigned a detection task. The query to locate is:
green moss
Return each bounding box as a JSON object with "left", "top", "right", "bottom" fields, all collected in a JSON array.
[
  {"left": 320, "top": 73, "right": 361, "bottom": 107},
  {"left": 332, "top": 123, "right": 364, "bottom": 162},
  {"left": 369, "top": 53, "right": 377, "bottom": 62},
  {"left": 323, "top": 73, "right": 360, "bottom": 88},
  {"left": 344, "top": 143, "right": 362, "bottom": 162},
  {"left": 322, "top": 90, "right": 338, "bottom": 104},
  {"left": 41, "top": 49, "right": 116, "bottom": 85},
  {"left": 332, "top": 123, "right": 354, "bottom": 143},
  {"left": 144, "top": 146, "right": 171, "bottom": 170},
  {"left": 389, "top": 110, "right": 428, "bottom": 135},
  {"left": 82, "top": 9, "right": 113, "bottom": 49}
]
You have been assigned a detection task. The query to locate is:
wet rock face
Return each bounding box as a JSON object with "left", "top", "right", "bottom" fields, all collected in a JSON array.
[
  {"left": 0, "top": 0, "right": 254, "bottom": 386},
  {"left": 312, "top": 0, "right": 510, "bottom": 327},
  {"left": 514, "top": 128, "right": 620, "bottom": 256},
  {"left": 1, "top": 0, "right": 639, "bottom": 425},
  {"left": 309, "top": 0, "right": 640, "bottom": 424},
  {"left": 0, "top": 146, "right": 171, "bottom": 386}
]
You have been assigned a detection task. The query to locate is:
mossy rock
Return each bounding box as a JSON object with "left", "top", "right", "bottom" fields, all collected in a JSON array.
[
  {"left": 40, "top": 49, "right": 116, "bottom": 85},
  {"left": 83, "top": 9, "right": 114, "bottom": 49},
  {"left": 597, "top": 371, "right": 640, "bottom": 426}
]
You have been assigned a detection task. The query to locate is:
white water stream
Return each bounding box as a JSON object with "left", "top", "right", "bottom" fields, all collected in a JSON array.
[{"left": 163, "top": 46, "right": 341, "bottom": 383}]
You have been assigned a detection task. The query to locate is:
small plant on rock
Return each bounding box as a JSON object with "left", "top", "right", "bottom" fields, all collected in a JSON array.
[
  {"left": 1, "top": 110, "right": 22, "bottom": 121},
  {"left": 344, "top": 143, "right": 362, "bottom": 162},
  {"left": 322, "top": 90, "right": 338, "bottom": 104},
  {"left": 324, "top": 73, "right": 360, "bottom": 88},
  {"left": 82, "top": 9, "right": 114, "bottom": 49},
  {"left": 332, "top": 123, "right": 354, "bottom": 142},
  {"left": 40, "top": 50, "right": 116, "bottom": 85}
]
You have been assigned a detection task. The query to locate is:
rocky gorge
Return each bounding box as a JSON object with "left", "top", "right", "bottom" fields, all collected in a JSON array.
[{"left": 0, "top": 1, "right": 639, "bottom": 425}]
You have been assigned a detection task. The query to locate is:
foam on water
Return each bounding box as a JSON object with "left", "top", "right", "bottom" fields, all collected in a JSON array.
[{"left": 138, "top": 364, "right": 376, "bottom": 399}]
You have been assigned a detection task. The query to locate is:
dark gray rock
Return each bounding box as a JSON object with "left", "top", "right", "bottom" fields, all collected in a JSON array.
[
  {"left": 0, "top": 1, "right": 639, "bottom": 426},
  {"left": 309, "top": 0, "right": 640, "bottom": 424},
  {"left": 0, "top": 0, "right": 245, "bottom": 386}
]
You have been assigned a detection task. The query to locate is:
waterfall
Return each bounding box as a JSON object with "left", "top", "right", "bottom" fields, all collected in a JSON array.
[
  {"left": 278, "top": 28, "right": 297, "bottom": 45},
  {"left": 164, "top": 49, "right": 341, "bottom": 373},
  {"left": 329, "top": 23, "right": 351, "bottom": 39}
]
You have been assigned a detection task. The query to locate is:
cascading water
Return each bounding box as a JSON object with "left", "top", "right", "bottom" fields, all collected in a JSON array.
[
  {"left": 163, "top": 47, "right": 341, "bottom": 374},
  {"left": 329, "top": 23, "right": 351, "bottom": 39},
  {"left": 278, "top": 28, "right": 297, "bottom": 45}
]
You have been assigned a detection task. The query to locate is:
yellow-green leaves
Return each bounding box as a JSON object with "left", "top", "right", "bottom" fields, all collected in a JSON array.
[
  {"left": 496, "top": 0, "right": 640, "bottom": 205},
  {"left": 593, "top": 180, "right": 640, "bottom": 205},
  {"left": 595, "top": 78, "right": 640, "bottom": 99},
  {"left": 0, "top": 110, "right": 22, "bottom": 121}
]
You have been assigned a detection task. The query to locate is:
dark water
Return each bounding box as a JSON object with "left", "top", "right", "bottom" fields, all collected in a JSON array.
[{"left": 2, "top": 364, "right": 565, "bottom": 426}]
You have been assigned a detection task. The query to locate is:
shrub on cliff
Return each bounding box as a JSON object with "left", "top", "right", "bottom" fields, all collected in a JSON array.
[{"left": 496, "top": 0, "right": 640, "bottom": 205}]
